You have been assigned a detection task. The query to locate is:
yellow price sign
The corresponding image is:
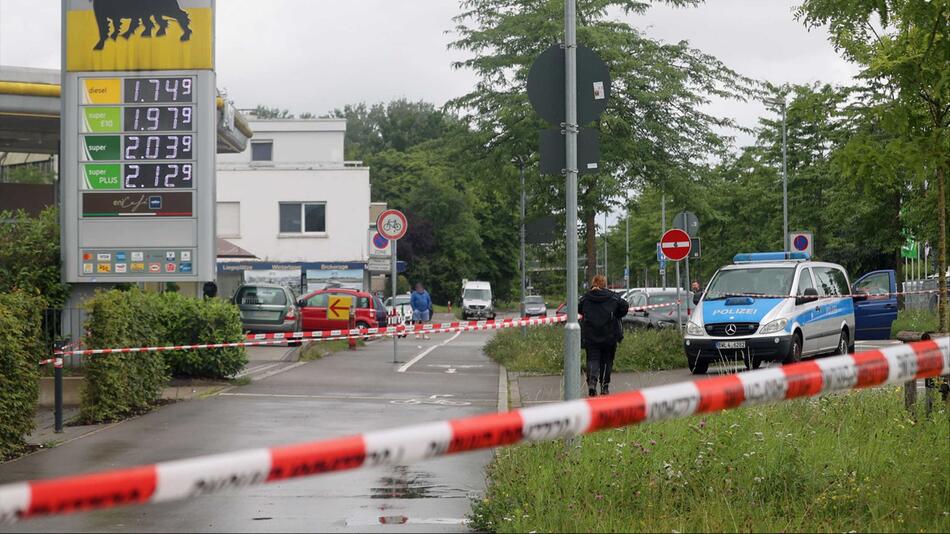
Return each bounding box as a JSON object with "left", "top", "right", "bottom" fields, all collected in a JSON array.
[{"left": 327, "top": 296, "right": 352, "bottom": 321}]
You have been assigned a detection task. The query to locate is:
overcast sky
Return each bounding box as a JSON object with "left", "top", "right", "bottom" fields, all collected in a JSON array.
[{"left": 1, "top": 0, "right": 857, "bottom": 146}]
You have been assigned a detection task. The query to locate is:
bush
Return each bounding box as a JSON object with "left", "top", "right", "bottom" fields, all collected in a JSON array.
[
  {"left": 0, "top": 207, "right": 69, "bottom": 308},
  {"left": 160, "top": 293, "right": 247, "bottom": 378},
  {"left": 81, "top": 290, "right": 168, "bottom": 423},
  {"left": 80, "top": 289, "right": 247, "bottom": 423},
  {"left": 485, "top": 325, "right": 684, "bottom": 374},
  {"left": 0, "top": 292, "right": 43, "bottom": 458},
  {"left": 892, "top": 310, "right": 941, "bottom": 336}
]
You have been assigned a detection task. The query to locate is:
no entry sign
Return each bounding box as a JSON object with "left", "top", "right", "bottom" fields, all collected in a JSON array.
[{"left": 660, "top": 229, "right": 692, "bottom": 262}]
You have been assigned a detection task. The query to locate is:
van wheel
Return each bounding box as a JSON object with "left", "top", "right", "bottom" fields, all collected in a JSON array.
[
  {"left": 783, "top": 333, "right": 803, "bottom": 365},
  {"left": 688, "top": 355, "right": 708, "bottom": 375},
  {"left": 834, "top": 330, "right": 850, "bottom": 355},
  {"left": 356, "top": 321, "right": 370, "bottom": 331}
]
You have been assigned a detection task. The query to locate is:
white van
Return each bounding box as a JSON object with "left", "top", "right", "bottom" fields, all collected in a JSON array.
[
  {"left": 461, "top": 281, "right": 495, "bottom": 320},
  {"left": 684, "top": 252, "right": 897, "bottom": 374}
]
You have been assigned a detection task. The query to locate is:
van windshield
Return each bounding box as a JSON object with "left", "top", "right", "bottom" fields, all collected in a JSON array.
[
  {"left": 464, "top": 289, "right": 491, "bottom": 301},
  {"left": 705, "top": 267, "right": 796, "bottom": 298}
]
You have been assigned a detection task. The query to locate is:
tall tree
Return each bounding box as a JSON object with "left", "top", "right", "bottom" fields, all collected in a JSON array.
[
  {"left": 449, "top": 0, "right": 755, "bottom": 284},
  {"left": 798, "top": 0, "right": 950, "bottom": 330}
]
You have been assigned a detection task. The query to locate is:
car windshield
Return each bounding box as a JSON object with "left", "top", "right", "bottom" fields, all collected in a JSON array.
[
  {"left": 649, "top": 294, "right": 678, "bottom": 304},
  {"left": 464, "top": 289, "right": 491, "bottom": 301},
  {"left": 394, "top": 295, "right": 410, "bottom": 306},
  {"left": 238, "top": 287, "right": 286, "bottom": 306},
  {"left": 524, "top": 296, "right": 544, "bottom": 305},
  {"left": 705, "top": 267, "right": 796, "bottom": 298}
]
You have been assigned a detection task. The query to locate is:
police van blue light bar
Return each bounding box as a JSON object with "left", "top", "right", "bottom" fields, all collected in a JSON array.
[{"left": 733, "top": 252, "right": 810, "bottom": 263}]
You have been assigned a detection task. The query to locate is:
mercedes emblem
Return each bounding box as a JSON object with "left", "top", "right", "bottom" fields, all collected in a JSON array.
[{"left": 725, "top": 324, "right": 738, "bottom": 336}]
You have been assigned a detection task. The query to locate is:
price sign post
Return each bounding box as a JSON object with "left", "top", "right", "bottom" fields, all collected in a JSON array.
[
  {"left": 377, "top": 210, "right": 408, "bottom": 363},
  {"left": 61, "top": 0, "right": 216, "bottom": 285}
]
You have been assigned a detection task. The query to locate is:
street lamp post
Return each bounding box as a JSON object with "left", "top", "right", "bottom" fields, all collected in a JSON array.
[
  {"left": 520, "top": 159, "right": 527, "bottom": 337},
  {"left": 766, "top": 94, "right": 789, "bottom": 252},
  {"left": 563, "top": 0, "right": 582, "bottom": 405}
]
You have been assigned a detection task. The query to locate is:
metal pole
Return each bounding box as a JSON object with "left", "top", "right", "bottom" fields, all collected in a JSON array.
[
  {"left": 603, "top": 212, "right": 608, "bottom": 282},
  {"left": 54, "top": 357, "right": 63, "bottom": 434},
  {"left": 563, "top": 0, "right": 582, "bottom": 406},
  {"left": 392, "top": 240, "right": 398, "bottom": 364},
  {"left": 685, "top": 256, "right": 691, "bottom": 308},
  {"left": 625, "top": 206, "right": 630, "bottom": 292},
  {"left": 661, "top": 192, "right": 667, "bottom": 289},
  {"left": 521, "top": 161, "right": 527, "bottom": 336},
  {"left": 676, "top": 262, "right": 683, "bottom": 333},
  {"left": 782, "top": 101, "right": 788, "bottom": 252}
]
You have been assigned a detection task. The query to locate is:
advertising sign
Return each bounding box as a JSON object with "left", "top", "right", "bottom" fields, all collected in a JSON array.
[{"left": 62, "top": 0, "right": 216, "bottom": 283}]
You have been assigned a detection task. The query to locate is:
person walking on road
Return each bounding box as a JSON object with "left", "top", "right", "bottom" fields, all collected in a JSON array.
[
  {"left": 691, "top": 280, "right": 703, "bottom": 305},
  {"left": 411, "top": 282, "right": 433, "bottom": 340},
  {"left": 579, "top": 274, "right": 630, "bottom": 397}
]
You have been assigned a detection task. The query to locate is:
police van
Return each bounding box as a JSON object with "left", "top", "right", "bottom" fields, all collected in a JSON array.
[{"left": 684, "top": 252, "right": 898, "bottom": 374}]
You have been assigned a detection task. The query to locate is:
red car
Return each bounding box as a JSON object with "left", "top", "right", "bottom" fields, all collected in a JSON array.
[{"left": 298, "top": 288, "right": 387, "bottom": 331}]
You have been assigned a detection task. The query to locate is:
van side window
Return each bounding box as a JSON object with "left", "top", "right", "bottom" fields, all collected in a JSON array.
[
  {"left": 797, "top": 269, "right": 816, "bottom": 295},
  {"left": 815, "top": 267, "right": 848, "bottom": 296},
  {"left": 306, "top": 293, "right": 328, "bottom": 307},
  {"left": 853, "top": 272, "right": 890, "bottom": 295}
]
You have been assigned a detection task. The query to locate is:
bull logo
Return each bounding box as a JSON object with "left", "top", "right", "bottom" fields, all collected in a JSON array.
[{"left": 90, "top": 0, "right": 193, "bottom": 51}]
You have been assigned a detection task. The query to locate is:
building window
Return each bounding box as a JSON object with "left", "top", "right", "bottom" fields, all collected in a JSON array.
[
  {"left": 216, "top": 202, "right": 241, "bottom": 238},
  {"left": 251, "top": 141, "right": 273, "bottom": 162},
  {"left": 280, "top": 202, "right": 326, "bottom": 234}
]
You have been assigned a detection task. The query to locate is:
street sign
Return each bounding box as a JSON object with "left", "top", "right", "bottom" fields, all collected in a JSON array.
[
  {"left": 690, "top": 237, "right": 702, "bottom": 260},
  {"left": 789, "top": 231, "right": 814, "bottom": 257},
  {"left": 368, "top": 229, "right": 391, "bottom": 257},
  {"left": 327, "top": 295, "right": 352, "bottom": 321},
  {"left": 367, "top": 258, "right": 390, "bottom": 272},
  {"left": 62, "top": 0, "right": 216, "bottom": 284},
  {"left": 656, "top": 243, "right": 666, "bottom": 262},
  {"left": 377, "top": 209, "right": 408, "bottom": 241},
  {"left": 527, "top": 44, "right": 612, "bottom": 125},
  {"left": 673, "top": 212, "right": 700, "bottom": 238},
  {"left": 660, "top": 229, "right": 692, "bottom": 262},
  {"left": 539, "top": 128, "right": 600, "bottom": 176}
]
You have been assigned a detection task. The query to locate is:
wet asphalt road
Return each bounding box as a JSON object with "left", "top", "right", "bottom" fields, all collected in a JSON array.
[{"left": 0, "top": 330, "right": 501, "bottom": 533}]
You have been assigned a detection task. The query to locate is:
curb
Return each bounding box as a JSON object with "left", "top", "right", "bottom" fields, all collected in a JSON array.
[{"left": 508, "top": 371, "right": 522, "bottom": 409}]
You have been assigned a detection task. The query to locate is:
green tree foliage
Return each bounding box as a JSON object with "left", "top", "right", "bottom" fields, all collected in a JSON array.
[
  {"left": 797, "top": 0, "right": 949, "bottom": 329},
  {"left": 0, "top": 292, "right": 42, "bottom": 458},
  {"left": 253, "top": 105, "right": 294, "bottom": 119},
  {"left": 336, "top": 100, "right": 519, "bottom": 302},
  {"left": 0, "top": 207, "right": 69, "bottom": 308},
  {"left": 449, "top": 0, "right": 756, "bottom": 281},
  {"left": 2, "top": 164, "right": 56, "bottom": 184}
]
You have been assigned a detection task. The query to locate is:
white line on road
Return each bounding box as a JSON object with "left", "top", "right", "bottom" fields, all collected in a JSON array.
[
  {"left": 234, "top": 362, "right": 281, "bottom": 379},
  {"left": 397, "top": 331, "right": 462, "bottom": 373},
  {"left": 219, "top": 392, "right": 494, "bottom": 405}
]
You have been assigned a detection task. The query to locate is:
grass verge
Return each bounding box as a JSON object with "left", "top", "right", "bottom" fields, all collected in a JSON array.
[
  {"left": 485, "top": 326, "right": 684, "bottom": 373},
  {"left": 892, "top": 310, "right": 941, "bottom": 336},
  {"left": 471, "top": 388, "right": 950, "bottom": 533},
  {"left": 299, "top": 338, "right": 364, "bottom": 361}
]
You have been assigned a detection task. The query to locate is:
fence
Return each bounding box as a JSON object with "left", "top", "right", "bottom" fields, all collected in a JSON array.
[{"left": 902, "top": 279, "right": 941, "bottom": 313}]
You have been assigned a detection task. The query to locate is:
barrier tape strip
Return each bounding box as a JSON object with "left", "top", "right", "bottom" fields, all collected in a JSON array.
[
  {"left": 3, "top": 337, "right": 947, "bottom": 524},
  {"left": 705, "top": 288, "right": 943, "bottom": 300},
  {"left": 47, "top": 316, "right": 568, "bottom": 360},
  {"left": 46, "top": 302, "right": 683, "bottom": 361}
]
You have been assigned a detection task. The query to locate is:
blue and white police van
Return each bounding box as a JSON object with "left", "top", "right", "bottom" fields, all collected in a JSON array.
[{"left": 684, "top": 252, "right": 898, "bottom": 374}]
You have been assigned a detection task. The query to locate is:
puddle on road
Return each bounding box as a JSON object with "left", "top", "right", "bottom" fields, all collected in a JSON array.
[{"left": 370, "top": 465, "right": 468, "bottom": 499}]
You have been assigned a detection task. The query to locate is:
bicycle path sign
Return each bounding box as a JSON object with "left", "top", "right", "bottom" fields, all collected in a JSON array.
[{"left": 377, "top": 209, "right": 408, "bottom": 241}]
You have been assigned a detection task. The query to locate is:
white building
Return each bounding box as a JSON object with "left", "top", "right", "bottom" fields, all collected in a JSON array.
[{"left": 215, "top": 118, "right": 375, "bottom": 297}]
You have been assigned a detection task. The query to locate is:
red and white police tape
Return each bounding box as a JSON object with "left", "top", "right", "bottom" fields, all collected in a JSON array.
[
  {"left": 44, "top": 302, "right": 683, "bottom": 362},
  {"left": 705, "top": 288, "right": 944, "bottom": 300},
  {"left": 5, "top": 337, "right": 947, "bottom": 524}
]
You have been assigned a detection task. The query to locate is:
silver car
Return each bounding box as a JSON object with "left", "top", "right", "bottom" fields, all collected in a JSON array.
[
  {"left": 232, "top": 284, "right": 300, "bottom": 334},
  {"left": 522, "top": 295, "right": 548, "bottom": 318}
]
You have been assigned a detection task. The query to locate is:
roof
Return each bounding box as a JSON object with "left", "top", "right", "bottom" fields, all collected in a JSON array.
[{"left": 216, "top": 238, "right": 257, "bottom": 259}]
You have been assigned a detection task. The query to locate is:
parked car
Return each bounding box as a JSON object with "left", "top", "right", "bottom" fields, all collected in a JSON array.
[
  {"left": 385, "top": 293, "right": 412, "bottom": 322},
  {"left": 522, "top": 295, "right": 548, "bottom": 318},
  {"left": 622, "top": 289, "right": 691, "bottom": 330},
  {"left": 232, "top": 284, "right": 300, "bottom": 334},
  {"left": 683, "top": 251, "right": 898, "bottom": 374},
  {"left": 298, "top": 288, "right": 387, "bottom": 331},
  {"left": 461, "top": 280, "right": 496, "bottom": 320}
]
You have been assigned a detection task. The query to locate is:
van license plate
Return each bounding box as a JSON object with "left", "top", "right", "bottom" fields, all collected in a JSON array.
[{"left": 717, "top": 341, "right": 746, "bottom": 349}]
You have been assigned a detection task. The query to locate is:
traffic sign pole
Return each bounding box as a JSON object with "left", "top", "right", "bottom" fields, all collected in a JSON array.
[
  {"left": 392, "top": 239, "right": 398, "bottom": 364},
  {"left": 564, "top": 0, "right": 582, "bottom": 412}
]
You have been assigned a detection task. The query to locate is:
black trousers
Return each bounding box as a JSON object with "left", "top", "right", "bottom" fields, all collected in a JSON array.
[{"left": 585, "top": 344, "right": 617, "bottom": 389}]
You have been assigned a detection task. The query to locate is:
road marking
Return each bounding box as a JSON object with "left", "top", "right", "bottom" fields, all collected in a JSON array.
[
  {"left": 397, "top": 331, "right": 462, "bottom": 373},
  {"left": 234, "top": 362, "right": 281, "bottom": 379},
  {"left": 219, "top": 392, "right": 492, "bottom": 406},
  {"left": 251, "top": 361, "right": 307, "bottom": 381}
]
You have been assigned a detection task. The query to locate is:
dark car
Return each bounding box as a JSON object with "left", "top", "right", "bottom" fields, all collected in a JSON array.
[
  {"left": 522, "top": 295, "right": 548, "bottom": 318},
  {"left": 622, "top": 290, "right": 691, "bottom": 330},
  {"left": 232, "top": 284, "right": 300, "bottom": 334}
]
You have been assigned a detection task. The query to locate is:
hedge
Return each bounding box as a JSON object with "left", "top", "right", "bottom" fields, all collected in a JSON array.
[
  {"left": 0, "top": 292, "right": 43, "bottom": 458},
  {"left": 80, "top": 289, "right": 247, "bottom": 423}
]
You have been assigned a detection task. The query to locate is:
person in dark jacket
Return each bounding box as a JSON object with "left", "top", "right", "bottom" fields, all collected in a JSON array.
[{"left": 579, "top": 274, "right": 630, "bottom": 396}]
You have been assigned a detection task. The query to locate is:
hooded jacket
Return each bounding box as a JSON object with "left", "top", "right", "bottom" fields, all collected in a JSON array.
[{"left": 579, "top": 288, "right": 630, "bottom": 348}]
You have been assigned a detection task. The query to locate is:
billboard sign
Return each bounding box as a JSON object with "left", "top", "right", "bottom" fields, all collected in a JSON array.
[{"left": 62, "top": 0, "right": 216, "bottom": 283}]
